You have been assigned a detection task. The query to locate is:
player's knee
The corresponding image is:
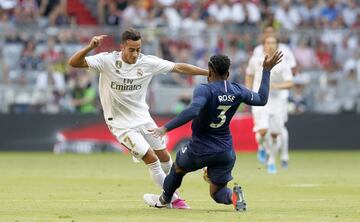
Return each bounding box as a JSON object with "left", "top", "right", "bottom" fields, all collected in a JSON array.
[
  {"left": 270, "top": 133, "right": 278, "bottom": 139},
  {"left": 174, "top": 163, "right": 186, "bottom": 175},
  {"left": 142, "top": 148, "right": 159, "bottom": 164},
  {"left": 258, "top": 129, "right": 267, "bottom": 138},
  {"left": 154, "top": 149, "right": 170, "bottom": 162}
]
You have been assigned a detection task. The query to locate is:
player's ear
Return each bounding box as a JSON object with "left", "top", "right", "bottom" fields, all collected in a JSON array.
[
  {"left": 120, "top": 42, "right": 125, "bottom": 51},
  {"left": 226, "top": 72, "right": 229, "bottom": 79},
  {"left": 208, "top": 69, "right": 213, "bottom": 78}
]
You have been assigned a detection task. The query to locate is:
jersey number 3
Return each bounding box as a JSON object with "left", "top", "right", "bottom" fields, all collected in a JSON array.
[{"left": 210, "top": 105, "right": 231, "bottom": 128}]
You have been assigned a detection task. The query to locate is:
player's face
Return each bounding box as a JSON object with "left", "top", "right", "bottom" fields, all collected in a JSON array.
[
  {"left": 264, "top": 37, "right": 278, "bottom": 56},
  {"left": 121, "top": 39, "right": 142, "bottom": 64}
]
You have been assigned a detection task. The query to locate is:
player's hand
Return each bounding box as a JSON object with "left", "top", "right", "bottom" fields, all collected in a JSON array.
[
  {"left": 262, "top": 50, "right": 283, "bottom": 71},
  {"left": 148, "top": 127, "right": 167, "bottom": 138},
  {"left": 88, "top": 35, "right": 107, "bottom": 50}
]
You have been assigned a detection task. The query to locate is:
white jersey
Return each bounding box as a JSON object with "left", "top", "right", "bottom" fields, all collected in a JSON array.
[
  {"left": 253, "top": 43, "right": 296, "bottom": 69},
  {"left": 246, "top": 55, "right": 293, "bottom": 113},
  {"left": 253, "top": 43, "right": 296, "bottom": 101},
  {"left": 85, "top": 51, "right": 175, "bottom": 129}
]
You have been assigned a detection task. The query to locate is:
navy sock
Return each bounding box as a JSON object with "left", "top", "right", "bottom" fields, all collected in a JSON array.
[
  {"left": 213, "top": 186, "right": 232, "bottom": 205},
  {"left": 162, "top": 164, "right": 185, "bottom": 203}
]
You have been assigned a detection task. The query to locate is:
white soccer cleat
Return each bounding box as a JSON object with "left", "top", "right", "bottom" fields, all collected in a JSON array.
[{"left": 143, "top": 194, "right": 172, "bottom": 208}]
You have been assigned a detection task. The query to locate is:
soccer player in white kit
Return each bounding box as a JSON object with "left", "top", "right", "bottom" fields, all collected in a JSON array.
[
  {"left": 68, "top": 29, "right": 208, "bottom": 208},
  {"left": 250, "top": 26, "right": 296, "bottom": 169},
  {"left": 246, "top": 35, "right": 293, "bottom": 174}
]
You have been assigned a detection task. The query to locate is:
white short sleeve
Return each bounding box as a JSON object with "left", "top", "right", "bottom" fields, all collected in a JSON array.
[
  {"left": 85, "top": 52, "right": 108, "bottom": 72},
  {"left": 280, "top": 44, "right": 297, "bottom": 69},
  {"left": 147, "top": 55, "right": 175, "bottom": 75},
  {"left": 246, "top": 56, "right": 257, "bottom": 76}
]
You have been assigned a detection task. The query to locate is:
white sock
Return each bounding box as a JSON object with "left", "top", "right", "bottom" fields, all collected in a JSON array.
[
  {"left": 161, "top": 157, "right": 173, "bottom": 175},
  {"left": 256, "top": 131, "right": 271, "bottom": 155},
  {"left": 281, "top": 127, "right": 289, "bottom": 161},
  {"left": 147, "top": 159, "right": 179, "bottom": 201},
  {"left": 147, "top": 160, "right": 166, "bottom": 188},
  {"left": 267, "top": 136, "right": 279, "bottom": 165}
]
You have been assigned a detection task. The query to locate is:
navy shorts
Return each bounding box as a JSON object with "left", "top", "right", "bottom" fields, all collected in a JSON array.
[{"left": 175, "top": 145, "right": 236, "bottom": 185}]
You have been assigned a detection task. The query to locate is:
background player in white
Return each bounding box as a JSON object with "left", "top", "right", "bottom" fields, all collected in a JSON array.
[
  {"left": 251, "top": 25, "right": 296, "bottom": 168},
  {"left": 246, "top": 35, "right": 293, "bottom": 174},
  {"left": 68, "top": 29, "right": 208, "bottom": 208}
]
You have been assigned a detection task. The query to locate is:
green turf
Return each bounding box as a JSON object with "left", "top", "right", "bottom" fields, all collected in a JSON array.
[{"left": 0, "top": 151, "right": 359, "bottom": 222}]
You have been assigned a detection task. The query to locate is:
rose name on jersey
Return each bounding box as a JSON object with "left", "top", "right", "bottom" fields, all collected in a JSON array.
[{"left": 111, "top": 79, "right": 142, "bottom": 91}]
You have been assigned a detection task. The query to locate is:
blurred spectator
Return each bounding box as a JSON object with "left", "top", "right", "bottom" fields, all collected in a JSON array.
[
  {"left": 41, "top": 37, "right": 60, "bottom": 64},
  {"left": 315, "top": 40, "right": 333, "bottom": 69},
  {"left": 344, "top": 49, "right": 360, "bottom": 81},
  {"left": 289, "top": 83, "right": 308, "bottom": 114},
  {"left": 71, "top": 73, "right": 97, "bottom": 114},
  {"left": 351, "top": 14, "right": 360, "bottom": 29},
  {"left": 293, "top": 38, "right": 318, "bottom": 70},
  {"left": 317, "top": 71, "right": 342, "bottom": 113},
  {"left": 19, "top": 40, "right": 41, "bottom": 70},
  {"left": 181, "top": 9, "right": 206, "bottom": 35},
  {"left": 36, "top": 65, "right": 66, "bottom": 112},
  {"left": 207, "top": 0, "right": 232, "bottom": 24},
  {"left": 342, "top": 0, "right": 358, "bottom": 28},
  {"left": 123, "top": 0, "right": 148, "bottom": 28},
  {"left": 261, "top": 10, "right": 281, "bottom": 30},
  {"left": 36, "top": 65, "right": 66, "bottom": 93},
  {"left": 334, "top": 35, "right": 354, "bottom": 66},
  {"left": 13, "top": 0, "right": 39, "bottom": 25},
  {"left": 0, "top": 0, "right": 17, "bottom": 11},
  {"left": 338, "top": 68, "right": 360, "bottom": 112},
  {"left": 274, "top": 0, "right": 301, "bottom": 30},
  {"left": 231, "top": 0, "right": 261, "bottom": 26},
  {"left": 298, "top": 0, "right": 321, "bottom": 27},
  {"left": 172, "top": 93, "right": 191, "bottom": 114},
  {"left": 52, "top": 50, "right": 69, "bottom": 77},
  {"left": 320, "top": 0, "right": 340, "bottom": 26}
]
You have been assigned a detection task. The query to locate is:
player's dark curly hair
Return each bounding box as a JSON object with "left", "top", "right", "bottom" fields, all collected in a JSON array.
[
  {"left": 121, "top": 28, "right": 141, "bottom": 43},
  {"left": 208, "top": 54, "right": 231, "bottom": 76}
]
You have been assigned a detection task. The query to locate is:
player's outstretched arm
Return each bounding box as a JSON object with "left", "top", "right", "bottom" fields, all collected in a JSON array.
[
  {"left": 172, "top": 63, "right": 208, "bottom": 76},
  {"left": 68, "top": 35, "right": 107, "bottom": 68},
  {"left": 149, "top": 85, "right": 209, "bottom": 137},
  {"left": 271, "top": 81, "right": 293, "bottom": 90},
  {"left": 241, "top": 51, "right": 283, "bottom": 106}
]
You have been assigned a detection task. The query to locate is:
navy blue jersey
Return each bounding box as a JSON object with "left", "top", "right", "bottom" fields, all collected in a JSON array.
[{"left": 165, "top": 69, "right": 270, "bottom": 155}]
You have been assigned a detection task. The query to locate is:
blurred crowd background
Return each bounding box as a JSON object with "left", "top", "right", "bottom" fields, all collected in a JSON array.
[{"left": 0, "top": 0, "right": 360, "bottom": 114}]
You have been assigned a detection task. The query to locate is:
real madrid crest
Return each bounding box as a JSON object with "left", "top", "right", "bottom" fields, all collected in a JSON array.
[
  {"left": 115, "top": 60, "right": 122, "bottom": 69},
  {"left": 137, "top": 68, "right": 144, "bottom": 77}
]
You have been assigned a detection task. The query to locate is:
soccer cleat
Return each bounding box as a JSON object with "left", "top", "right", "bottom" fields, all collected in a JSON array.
[
  {"left": 171, "top": 198, "right": 190, "bottom": 209},
  {"left": 232, "top": 183, "right": 246, "bottom": 212},
  {"left": 257, "top": 148, "right": 267, "bottom": 164},
  {"left": 143, "top": 194, "right": 172, "bottom": 209},
  {"left": 202, "top": 167, "right": 210, "bottom": 184},
  {"left": 281, "top": 160, "right": 288, "bottom": 169},
  {"left": 267, "top": 163, "right": 277, "bottom": 174}
]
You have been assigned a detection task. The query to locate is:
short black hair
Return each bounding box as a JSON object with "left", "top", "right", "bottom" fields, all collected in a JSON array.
[
  {"left": 121, "top": 28, "right": 141, "bottom": 43},
  {"left": 208, "top": 54, "right": 231, "bottom": 76}
]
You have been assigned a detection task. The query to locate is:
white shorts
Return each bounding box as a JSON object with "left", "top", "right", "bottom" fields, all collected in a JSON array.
[
  {"left": 108, "top": 121, "right": 166, "bottom": 160},
  {"left": 252, "top": 107, "right": 284, "bottom": 134}
]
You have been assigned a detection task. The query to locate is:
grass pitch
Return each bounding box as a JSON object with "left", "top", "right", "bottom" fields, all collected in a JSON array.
[{"left": 0, "top": 151, "right": 359, "bottom": 222}]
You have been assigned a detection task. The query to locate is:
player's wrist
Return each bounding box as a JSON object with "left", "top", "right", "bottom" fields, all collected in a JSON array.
[
  {"left": 162, "top": 126, "right": 168, "bottom": 132},
  {"left": 86, "top": 44, "right": 96, "bottom": 51}
]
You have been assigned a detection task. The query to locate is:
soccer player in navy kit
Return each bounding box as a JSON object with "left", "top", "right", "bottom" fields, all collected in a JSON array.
[{"left": 143, "top": 52, "right": 283, "bottom": 211}]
